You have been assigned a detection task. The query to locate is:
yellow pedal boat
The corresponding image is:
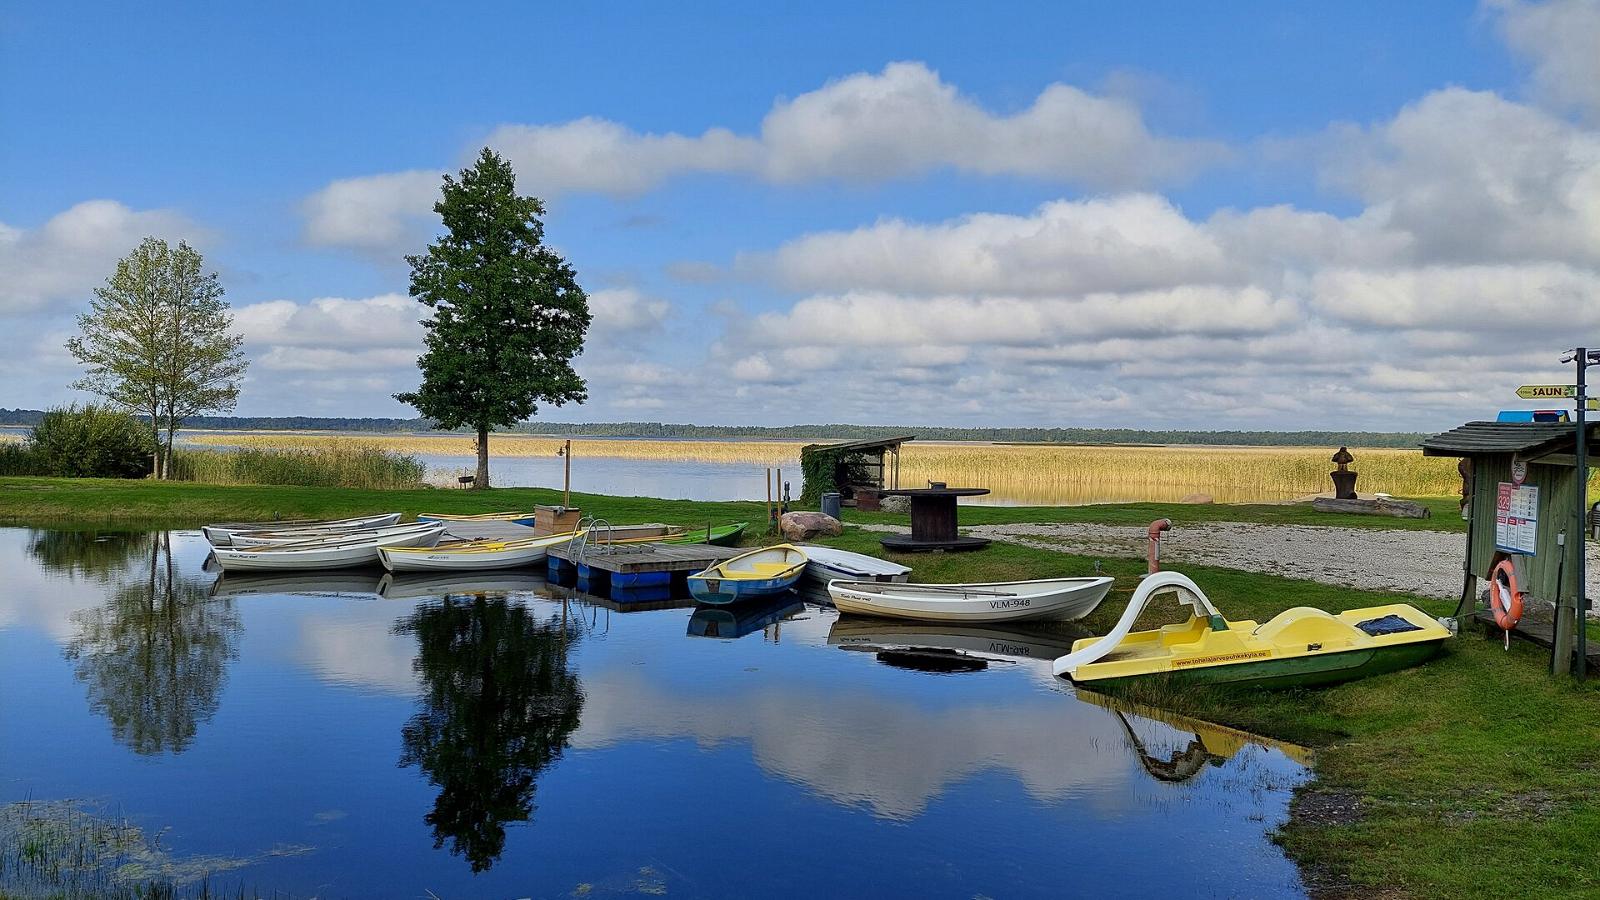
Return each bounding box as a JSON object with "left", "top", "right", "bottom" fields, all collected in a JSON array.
[{"left": 1053, "top": 571, "right": 1450, "bottom": 689}]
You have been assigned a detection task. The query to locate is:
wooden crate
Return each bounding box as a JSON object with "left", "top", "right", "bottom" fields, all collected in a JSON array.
[{"left": 533, "top": 505, "right": 582, "bottom": 535}]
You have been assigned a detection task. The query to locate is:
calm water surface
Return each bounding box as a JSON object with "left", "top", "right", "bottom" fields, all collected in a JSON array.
[{"left": 0, "top": 528, "right": 1310, "bottom": 898}]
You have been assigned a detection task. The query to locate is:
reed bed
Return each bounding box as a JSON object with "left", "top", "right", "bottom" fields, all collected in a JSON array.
[
  {"left": 897, "top": 444, "right": 1461, "bottom": 505},
  {"left": 170, "top": 441, "right": 425, "bottom": 489},
  {"left": 184, "top": 433, "right": 1464, "bottom": 503}
]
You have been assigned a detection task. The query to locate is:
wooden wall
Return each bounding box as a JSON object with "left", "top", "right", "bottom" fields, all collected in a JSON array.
[{"left": 1467, "top": 453, "right": 1581, "bottom": 604}]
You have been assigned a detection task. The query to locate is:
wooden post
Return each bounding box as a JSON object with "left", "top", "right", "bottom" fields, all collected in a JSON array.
[
  {"left": 563, "top": 439, "right": 572, "bottom": 508},
  {"left": 766, "top": 467, "right": 774, "bottom": 533}
]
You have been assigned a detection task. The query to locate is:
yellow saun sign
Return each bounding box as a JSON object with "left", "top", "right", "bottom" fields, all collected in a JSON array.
[{"left": 1172, "top": 649, "right": 1272, "bottom": 668}]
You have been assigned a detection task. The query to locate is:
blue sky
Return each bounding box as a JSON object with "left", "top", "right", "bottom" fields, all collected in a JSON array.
[{"left": 3, "top": 1, "right": 1598, "bottom": 429}]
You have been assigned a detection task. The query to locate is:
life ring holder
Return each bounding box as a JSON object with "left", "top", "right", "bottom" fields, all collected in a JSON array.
[{"left": 1489, "top": 558, "right": 1525, "bottom": 648}]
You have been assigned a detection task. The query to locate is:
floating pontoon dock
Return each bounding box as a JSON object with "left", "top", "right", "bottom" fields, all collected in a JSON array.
[{"left": 548, "top": 542, "right": 743, "bottom": 593}]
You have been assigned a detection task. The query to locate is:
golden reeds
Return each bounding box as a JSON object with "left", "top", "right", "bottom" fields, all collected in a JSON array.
[{"left": 185, "top": 433, "right": 1464, "bottom": 502}]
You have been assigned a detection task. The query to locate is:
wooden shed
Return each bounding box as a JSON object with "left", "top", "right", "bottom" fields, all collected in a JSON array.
[
  {"left": 799, "top": 435, "right": 914, "bottom": 508},
  {"left": 1422, "top": 421, "right": 1597, "bottom": 669}
]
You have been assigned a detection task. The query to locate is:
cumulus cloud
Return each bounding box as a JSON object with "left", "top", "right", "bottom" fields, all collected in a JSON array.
[
  {"left": 300, "top": 170, "right": 444, "bottom": 253},
  {"left": 1492, "top": 0, "right": 1600, "bottom": 122},
  {"left": 709, "top": 80, "right": 1600, "bottom": 429},
  {"left": 757, "top": 62, "right": 1224, "bottom": 186},
  {"left": 0, "top": 200, "right": 205, "bottom": 313},
  {"left": 587, "top": 287, "right": 670, "bottom": 334},
  {"left": 302, "top": 62, "right": 1221, "bottom": 252},
  {"left": 1319, "top": 88, "right": 1600, "bottom": 265}
]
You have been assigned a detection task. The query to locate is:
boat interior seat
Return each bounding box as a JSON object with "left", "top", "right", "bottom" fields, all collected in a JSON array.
[{"left": 1250, "top": 607, "right": 1365, "bottom": 647}]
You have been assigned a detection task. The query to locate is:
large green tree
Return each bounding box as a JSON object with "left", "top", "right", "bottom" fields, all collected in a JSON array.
[
  {"left": 66, "top": 238, "right": 248, "bottom": 478},
  {"left": 396, "top": 149, "right": 591, "bottom": 489}
]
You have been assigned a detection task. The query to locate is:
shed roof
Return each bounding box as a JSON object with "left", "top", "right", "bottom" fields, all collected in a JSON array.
[
  {"left": 800, "top": 435, "right": 916, "bottom": 454},
  {"left": 1421, "top": 421, "right": 1600, "bottom": 457}
]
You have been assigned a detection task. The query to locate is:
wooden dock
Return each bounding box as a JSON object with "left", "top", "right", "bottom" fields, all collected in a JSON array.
[
  {"left": 548, "top": 542, "right": 741, "bottom": 574},
  {"left": 1472, "top": 609, "right": 1600, "bottom": 669}
]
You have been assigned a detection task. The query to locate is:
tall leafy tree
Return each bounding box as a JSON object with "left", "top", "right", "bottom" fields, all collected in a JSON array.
[
  {"left": 66, "top": 238, "right": 248, "bottom": 478},
  {"left": 396, "top": 149, "right": 591, "bottom": 489}
]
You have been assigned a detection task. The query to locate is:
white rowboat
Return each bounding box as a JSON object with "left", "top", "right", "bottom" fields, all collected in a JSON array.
[
  {"left": 800, "top": 546, "right": 911, "bottom": 584},
  {"left": 229, "top": 521, "right": 444, "bottom": 547},
  {"left": 203, "top": 513, "right": 400, "bottom": 546},
  {"left": 210, "top": 523, "right": 445, "bottom": 571},
  {"left": 827, "top": 577, "right": 1114, "bottom": 623},
  {"left": 378, "top": 531, "right": 583, "bottom": 572}
]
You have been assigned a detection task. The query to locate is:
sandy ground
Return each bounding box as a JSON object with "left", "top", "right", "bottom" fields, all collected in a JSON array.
[{"left": 860, "top": 521, "right": 1600, "bottom": 604}]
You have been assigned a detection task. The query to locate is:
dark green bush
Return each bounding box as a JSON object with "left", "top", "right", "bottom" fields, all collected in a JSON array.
[
  {"left": 29, "top": 404, "right": 155, "bottom": 478},
  {"left": 0, "top": 440, "right": 45, "bottom": 475}
]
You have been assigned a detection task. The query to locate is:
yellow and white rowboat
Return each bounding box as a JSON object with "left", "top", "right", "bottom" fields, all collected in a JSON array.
[{"left": 378, "top": 530, "right": 584, "bottom": 572}]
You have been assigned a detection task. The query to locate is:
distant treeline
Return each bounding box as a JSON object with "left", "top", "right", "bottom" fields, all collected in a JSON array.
[{"left": 0, "top": 408, "right": 1430, "bottom": 447}]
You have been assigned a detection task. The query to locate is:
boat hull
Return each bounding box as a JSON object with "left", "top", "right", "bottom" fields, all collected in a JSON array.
[
  {"left": 1077, "top": 639, "right": 1447, "bottom": 691},
  {"left": 801, "top": 546, "right": 912, "bottom": 584},
  {"left": 688, "top": 571, "right": 803, "bottom": 605},
  {"left": 203, "top": 513, "right": 401, "bottom": 546},
  {"left": 829, "top": 577, "right": 1113, "bottom": 623},
  {"left": 211, "top": 525, "right": 444, "bottom": 572}
]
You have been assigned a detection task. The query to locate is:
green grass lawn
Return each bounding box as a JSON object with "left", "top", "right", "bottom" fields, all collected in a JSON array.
[
  {"left": 0, "top": 476, "right": 1465, "bottom": 532},
  {"left": 0, "top": 476, "right": 1590, "bottom": 897}
]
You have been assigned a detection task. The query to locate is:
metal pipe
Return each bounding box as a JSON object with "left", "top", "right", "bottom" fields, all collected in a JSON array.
[
  {"left": 1576, "top": 348, "right": 1589, "bottom": 680},
  {"left": 1147, "top": 518, "right": 1172, "bottom": 574}
]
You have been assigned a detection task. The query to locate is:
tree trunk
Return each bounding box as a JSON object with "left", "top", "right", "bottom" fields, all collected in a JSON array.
[
  {"left": 475, "top": 425, "right": 490, "bottom": 490},
  {"left": 165, "top": 428, "right": 176, "bottom": 481},
  {"left": 149, "top": 406, "right": 163, "bottom": 479}
]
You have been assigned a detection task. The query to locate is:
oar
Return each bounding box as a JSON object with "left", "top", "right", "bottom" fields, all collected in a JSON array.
[{"left": 888, "top": 584, "right": 1020, "bottom": 598}]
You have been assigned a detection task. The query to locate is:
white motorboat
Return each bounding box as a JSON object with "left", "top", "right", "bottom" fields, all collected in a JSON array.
[
  {"left": 210, "top": 522, "right": 445, "bottom": 571},
  {"left": 202, "top": 513, "right": 401, "bottom": 546},
  {"left": 827, "top": 577, "right": 1114, "bottom": 623},
  {"left": 800, "top": 545, "right": 911, "bottom": 584},
  {"left": 229, "top": 521, "right": 444, "bottom": 548},
  {"left": 378, "top": 530, "right": 583, "bottom": 572}
]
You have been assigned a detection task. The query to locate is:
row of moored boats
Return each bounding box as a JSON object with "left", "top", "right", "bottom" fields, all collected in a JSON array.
[
  {"left": 201, "top": 513, "right": 1452, "bottom": 690},
  {"left": 203, "top": 512, "right": 747, "bottom": 573}
]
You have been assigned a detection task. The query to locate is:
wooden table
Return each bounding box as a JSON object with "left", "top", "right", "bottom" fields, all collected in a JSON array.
[{"left": 877, "top": 487, "right": 991, "bottom": 552}]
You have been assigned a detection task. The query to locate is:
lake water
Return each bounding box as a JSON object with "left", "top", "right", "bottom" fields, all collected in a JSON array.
[{"left": 0, "top": 528, "right": 1311, "bottom": 898}]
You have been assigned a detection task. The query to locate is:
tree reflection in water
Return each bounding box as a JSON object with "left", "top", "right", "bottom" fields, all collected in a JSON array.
[
  {"left": 58, "top": 531, "right": 241, "bottom": 755},
  {"left": 29, "top": 529, "right": 155, "bottom": 583},
  {"left": 396, "top": 596, "right": 584, "bottom": 872}
]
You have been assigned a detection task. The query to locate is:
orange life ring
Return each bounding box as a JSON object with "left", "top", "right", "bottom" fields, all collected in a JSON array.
[{"left": 1489, "top": 559, "right": 1524, "bottom": 631}]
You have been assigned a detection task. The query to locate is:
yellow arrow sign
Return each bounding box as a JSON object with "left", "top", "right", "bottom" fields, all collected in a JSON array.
[{"left": 1517, "top": 384, "right": 1577, "bottom": 400}]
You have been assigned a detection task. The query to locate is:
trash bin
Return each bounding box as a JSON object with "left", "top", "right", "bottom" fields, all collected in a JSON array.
[
  {"left": 1591, "top": 501, "right": 1600, "bottom": 541},
  {"left": 821, "top": 491, "right": 842, "bottom": 520}
]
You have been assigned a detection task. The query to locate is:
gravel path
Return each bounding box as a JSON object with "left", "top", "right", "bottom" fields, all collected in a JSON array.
[{"left": 859, "top": 521, "right": 1600, "bottom": 603}]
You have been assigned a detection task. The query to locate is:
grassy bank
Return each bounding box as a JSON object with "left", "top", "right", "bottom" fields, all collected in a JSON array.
[
  {"left": 3, "top": 477, "right": 1593, "bottom": 896},
  {"left": 0, "top": 476, "right": 1465, "bottom": 533}
]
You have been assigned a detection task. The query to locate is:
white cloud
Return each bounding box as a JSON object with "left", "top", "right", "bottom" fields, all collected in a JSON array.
[
  {"left": 300, "top": 169, "right": 443, "bottom": 252},
  {"left": 1320, "top": 88, "right": 1600, "bottom": 265},
  {"left": 1492, "top": 0, "right": 1600, "bottom": 122},
  {"left": 0, "top": 200, "right": 205, "bottom": 313},
  {"left": 757, "top": 62, "right": 1225, "bottom": 186},
  {"left": 487, "top": 118, "right": 760, "bottom": 195},
  {"left": 587, "top": 288, "right": 670, "bottom": 334},
  {"left": 751, "top": 195, "right": 1237, "bottom": 296},
  {"left": 302, "top": 62, "right": 1221, "bottom": 252}
]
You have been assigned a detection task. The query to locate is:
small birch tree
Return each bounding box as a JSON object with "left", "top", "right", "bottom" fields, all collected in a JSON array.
[{"left": 67, "top": 238, "right": 248, "bottom": 478}]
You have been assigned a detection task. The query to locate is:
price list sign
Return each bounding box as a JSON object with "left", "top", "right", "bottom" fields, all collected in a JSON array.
[{"left": 1495, "top": 481, "right": 1539, "bottom": 555}]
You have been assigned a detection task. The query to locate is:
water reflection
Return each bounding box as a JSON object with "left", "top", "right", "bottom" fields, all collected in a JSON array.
[
  {"left": 686, "top": 596, "right": 805, "bottom": 639},
  {"left": 395, "top": 596, "right": 585, "bottom": 872},
  {"left": 56, "top": 532, "right": 240, "bottom": 755},
  {"left": 29, "top": 530, "right": 156, "bottom": 583}
]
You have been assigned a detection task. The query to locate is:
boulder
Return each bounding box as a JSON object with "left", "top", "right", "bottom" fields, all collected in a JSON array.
[
  {"left": 879, "top": 495, "right": 912, "bottom": 514},
  {"left": 780, "top": 511, "right": 843, "bottom": 541},
  {"left": 1179, "top": 493, "right": 1214, "bottom": 504}
]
